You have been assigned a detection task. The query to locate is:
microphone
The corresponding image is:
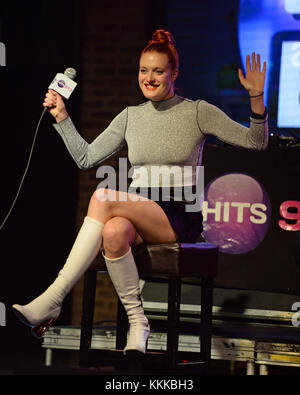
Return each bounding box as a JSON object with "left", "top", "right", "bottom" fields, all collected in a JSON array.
[{"left": 48, "top": 67, "right": 77, "bottom": 99}]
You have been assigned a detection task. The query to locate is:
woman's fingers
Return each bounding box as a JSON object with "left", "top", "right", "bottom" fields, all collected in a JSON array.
[
  {"left": 252, "top": 52, "right": 256, "bottom": 70},
  {"left": 246, "top": 54, "right": 251, "bottom": 72},
  {"left": 43, "top": 90, "right": 59, "bottom": 108},
  {"left": 238, "top": 68, "right": 245, "bottom": 83},
  {"left": 249, "top": 52, "right": 265, "bottom": 72},
  {"left": 42, "top": 90, "right": 67, "bottom": 121},
  {"left": 256, "top": 53, "right": 261, "bottom": 71}
]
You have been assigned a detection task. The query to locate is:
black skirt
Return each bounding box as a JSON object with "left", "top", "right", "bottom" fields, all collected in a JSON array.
[{"left": 133, "top": 186, "right": 203, "bottom": 243}]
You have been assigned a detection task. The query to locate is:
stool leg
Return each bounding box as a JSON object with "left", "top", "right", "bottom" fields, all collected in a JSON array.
[
  {"left": 200, "top": 276, "right": 213, "bottom": 365},
  {"left": 79, "top": 270, "right": 97, "bottom": 366},
  {"left": 167, "top": 277, "right": 181, "bottom": 368}
]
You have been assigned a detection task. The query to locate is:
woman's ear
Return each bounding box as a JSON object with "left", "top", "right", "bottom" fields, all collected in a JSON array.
[{"left": 172, "top": 68, "right": 179, "bottom": 82}]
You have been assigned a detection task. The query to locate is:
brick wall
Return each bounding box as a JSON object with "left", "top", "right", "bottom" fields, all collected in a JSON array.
[{"left": 71, "top": 0, "right": 152, "bottom": 324}]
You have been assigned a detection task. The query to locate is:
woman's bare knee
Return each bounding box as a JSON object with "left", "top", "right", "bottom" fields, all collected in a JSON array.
[{"left": 102, "top": 217, "right": 136, "bottom": 258}]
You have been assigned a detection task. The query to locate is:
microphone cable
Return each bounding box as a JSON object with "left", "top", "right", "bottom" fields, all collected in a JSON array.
[
  {"left": 0, "top": 107, "right": 48, "bottom": 232},
  {"left": 0, "top": 67, "right": 77, "bottom": 232}
]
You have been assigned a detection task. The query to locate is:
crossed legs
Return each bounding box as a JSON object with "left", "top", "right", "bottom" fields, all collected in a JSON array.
[
  {"left": 88, "top": 188, "right": 177, "bottom": 353},
  {"left": 12, "top": 188, "right": 177, "bottom": 352}
]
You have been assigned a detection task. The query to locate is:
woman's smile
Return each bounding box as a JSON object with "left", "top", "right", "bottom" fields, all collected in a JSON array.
[{"left": 144, "top": 83, "right": 160, "bottom": 90}]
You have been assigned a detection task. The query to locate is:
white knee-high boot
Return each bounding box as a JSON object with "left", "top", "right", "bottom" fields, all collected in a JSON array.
[
  {"left": 104, "top": 248, "right": 150, "bottom": 354},
  {"left": 12, "top": 216, "right": 104, "bottom": 328}
]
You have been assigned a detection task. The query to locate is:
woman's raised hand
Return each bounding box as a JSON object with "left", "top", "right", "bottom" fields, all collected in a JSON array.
[
  {"left": 43, "top": 89, "right": 68, "bottom": 122},
  {"left": 238, "top": 52, "right": 266, "bottom": 96}
]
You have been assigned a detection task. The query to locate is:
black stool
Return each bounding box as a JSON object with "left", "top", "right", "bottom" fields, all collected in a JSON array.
[{"left": 79, "top": 242, "right": 218, "bottom": 372}]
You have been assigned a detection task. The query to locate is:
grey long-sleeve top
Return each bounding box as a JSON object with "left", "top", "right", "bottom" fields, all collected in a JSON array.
[{"left": 53, "top": 95, "right": 268, "bottom": 186}]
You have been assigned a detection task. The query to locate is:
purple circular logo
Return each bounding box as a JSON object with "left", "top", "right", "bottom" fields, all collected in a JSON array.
[
  {"left": 57, "top": 80, "right": 65, "bottom": 88},
  {"left": 202, "top": 172, "right": 271, "bottom": 254}
]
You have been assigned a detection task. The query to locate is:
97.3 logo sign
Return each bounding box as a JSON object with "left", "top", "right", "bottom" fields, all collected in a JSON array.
[
  {"left": 292, "top": 302, "right": 300, "bottom": 327},
  {"left": 0, "top": 41, "right": 5, "bottom": 66}
]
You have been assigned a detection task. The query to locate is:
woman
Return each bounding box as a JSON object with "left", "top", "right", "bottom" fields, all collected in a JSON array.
[{"left": 12, "top": 29, "right": 268, "bottom": 354}]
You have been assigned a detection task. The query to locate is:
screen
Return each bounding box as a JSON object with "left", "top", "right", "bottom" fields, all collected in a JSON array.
[
  {"left": 277, "top": 41, "right": 300, "bottom": 128},
  {"left": 285, "top": 0, "right": 300, "bottom": 14},
  {"left": 238, "top": 0, "right": 300, "bottom": 133}
]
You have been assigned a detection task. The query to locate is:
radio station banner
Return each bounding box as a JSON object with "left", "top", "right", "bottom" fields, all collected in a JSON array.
[{"left": 200, "top": 144, "right": 300, "bottom": 295}]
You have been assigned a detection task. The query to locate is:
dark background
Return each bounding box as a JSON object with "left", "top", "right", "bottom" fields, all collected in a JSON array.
[
  {"left": 0, "top": 1, "right": 81, "bottom": 367},
  {"left": 0, "top": 0, "right": 299, "bottom": 371}
]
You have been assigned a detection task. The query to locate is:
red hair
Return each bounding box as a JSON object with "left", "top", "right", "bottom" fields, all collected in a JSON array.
[{"left": 141, "top": 29, "right": 179, "bottom": 71}]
